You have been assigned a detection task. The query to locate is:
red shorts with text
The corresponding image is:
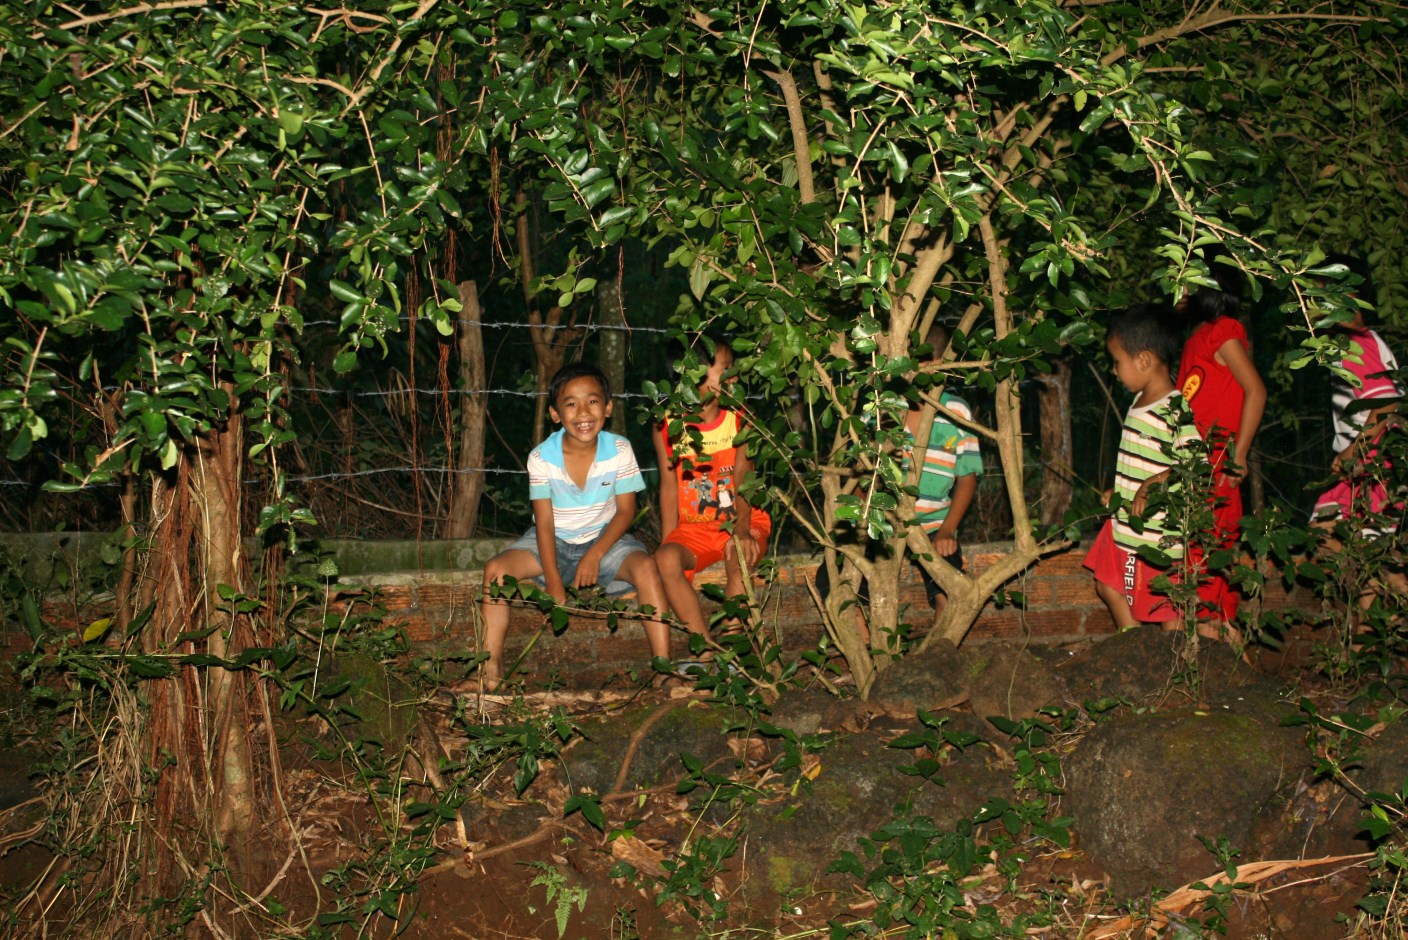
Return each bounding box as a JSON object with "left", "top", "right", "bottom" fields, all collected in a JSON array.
[{"left": 1083, "top": 519, "right": 1179, "bottom": 624}]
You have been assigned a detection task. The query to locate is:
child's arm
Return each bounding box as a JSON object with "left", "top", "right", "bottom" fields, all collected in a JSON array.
[
  {"left": 730, "top": 448, "right": 765, "bottom": 566},
  {"left": 1129, "top": 471, "right": 1168, "bottom": 518},
  {"left": 1130, "top": 401, "right": 1200, "bottom": 515},
  {"left": 1214, "top": 338, "right": 1266, "bottom": 483},
  {"left": 932, "top": 473, "right": 976, "bottom": 558},
  {"left": 1334, "top": 403, "right": 1401, "bottom": 474},
  {"left": 532, "top": 498, "right": 567, "bottom": 603},
  {"left": 653, "top": 425, "right": 680, "bottom": 540},
  {"left": 574, "top": 491, "right": 638, "bottom": 588}
]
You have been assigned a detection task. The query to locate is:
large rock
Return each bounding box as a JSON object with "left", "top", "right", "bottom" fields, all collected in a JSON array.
[
  {"left": 964, "top": 643, "right": 1065, "bottom": 722},
  {"left": 1309, "top": 718, "right": 1408, "bottom": 856},
  {"left": 766, "top": 686, "right": 865, "bottom": 738},
  {"left": 556, "top": 701, "right": 756, "bottom": 796},
  {"left": 1065, "top": 702, "right": 1306, "bottom": 896},
  {"left": 869, "top": 638, "right": 972, "bottom": 712},
  {"left": 317, "top": 651, "right": 419, "bottom": 751},
  {"left": 870, "top": 638, "right": 1065, "bottom": 726},
  {"left": 740, "top": 714, "right": 1005, "bottom": 897},
  {"left": 1355, "top": 719, "right": 1408, "bottom": 798},
  {"left": 1059, "top": 626, "right": 1269, "bottom": 706}
]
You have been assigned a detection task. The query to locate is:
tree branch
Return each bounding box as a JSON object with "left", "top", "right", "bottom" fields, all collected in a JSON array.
[
  {"left": 762, "top": 69, "right": 816, "bottom": 205},
  {"left": 48, "top": 0, "right": 207, "bottom": 33},
  {"left": 1103, "top": 9, "right": 1390, "bottom": 67}
]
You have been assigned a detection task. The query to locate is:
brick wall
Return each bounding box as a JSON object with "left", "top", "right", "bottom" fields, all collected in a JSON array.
[
  {"left": 337, "top": 542, "right": 1270, "bottom": 686},
  {"left": 13, "top": 541, "right": 1306, "bottom": 690}
]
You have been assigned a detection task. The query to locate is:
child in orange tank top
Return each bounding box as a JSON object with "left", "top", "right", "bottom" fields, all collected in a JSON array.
[{"left": 653, "top": 336, "right": 771, "bottom": 657}]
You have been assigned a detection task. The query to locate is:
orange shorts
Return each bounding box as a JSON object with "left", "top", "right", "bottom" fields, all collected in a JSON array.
[{"left": 661, "top": 518, "right": 772, "bottom": 581}]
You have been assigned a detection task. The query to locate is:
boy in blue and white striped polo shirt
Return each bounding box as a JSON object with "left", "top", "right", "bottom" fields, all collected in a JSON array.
[{"left": 480, "top": 363, "right": 670, "bottom": 688}]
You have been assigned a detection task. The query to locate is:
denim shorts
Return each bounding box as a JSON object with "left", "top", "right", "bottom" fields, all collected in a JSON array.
[{"left": 505, "top": 527, "right": 647, "bottom": 596}]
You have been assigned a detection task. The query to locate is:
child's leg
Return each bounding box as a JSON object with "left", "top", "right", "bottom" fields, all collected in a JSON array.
[
  {"left": 1094, "top": 578, "right": 1138, "bottom": 631},
  {"left": 480, "top": 549, "right": 543, "bottom": 687},
  {"left": 1084, "top": 520, "right": 1138, "bottom": 631},
  {"left": 721, "top": 538, "right": 756, "bottom": 635},
  {"left": 655, "top": 541, "right": 710, "bottom": 639},
  {"left": 617, "top": 551, "right": 672, "bottom": 662}
]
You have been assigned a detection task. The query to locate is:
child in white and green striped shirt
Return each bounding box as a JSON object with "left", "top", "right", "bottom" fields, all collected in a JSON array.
[{"left": 1084, "top": 304, "right": 1200, "bottom": 630}]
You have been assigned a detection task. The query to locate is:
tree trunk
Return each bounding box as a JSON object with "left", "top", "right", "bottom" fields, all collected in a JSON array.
[
  {"left": 446, "top": 280, "right": 487, "bottom": 538},
  {"left": 916, "top": 215, "right": 1058, "bottom": 652},
  {"left": 515, "top": 191, "right": 581, "bottom": 442},
  {"left": 1037, "top": 358, "right": 1074, "bottom": 527},
  {"left": 140, "top": 409, "right": 266, "bottom": 902},
  {"left": 598, "top": 271, "right": 627, "bottom": 435},
  {"left": 1247, "top": 446, "right": 1264, "bottom": 515}
]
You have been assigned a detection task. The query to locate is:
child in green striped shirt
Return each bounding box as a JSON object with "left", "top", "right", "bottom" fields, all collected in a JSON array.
[{"left": 1084, "top": 304, "right": 1200, "bottom": 630}]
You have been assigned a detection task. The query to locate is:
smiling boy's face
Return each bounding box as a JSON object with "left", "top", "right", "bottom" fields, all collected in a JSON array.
[{"left": 550, "top": 375, "right": 612, "bottom": 446}]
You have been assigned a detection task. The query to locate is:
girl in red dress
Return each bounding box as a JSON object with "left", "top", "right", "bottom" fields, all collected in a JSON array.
[{"left": 1175, "top": 263, "right": 1267, "bottom": 635}]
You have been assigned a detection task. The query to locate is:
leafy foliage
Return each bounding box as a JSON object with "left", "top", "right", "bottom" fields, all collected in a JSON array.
[{"left": 4, "top": 0, "right": 1408, "bottom": 933}]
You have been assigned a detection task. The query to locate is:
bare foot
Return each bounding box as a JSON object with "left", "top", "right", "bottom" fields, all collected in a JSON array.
[
  {"left": 651, "top": 671, "right": 685, "bottom": 691},
  {"left": 478, "top": 662, "right": 503, "bottom": 693}
]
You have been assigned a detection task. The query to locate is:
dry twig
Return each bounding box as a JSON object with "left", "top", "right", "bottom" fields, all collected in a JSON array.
[{"left": 1086, "top": 852, "right": 1375, "bottom": 938}]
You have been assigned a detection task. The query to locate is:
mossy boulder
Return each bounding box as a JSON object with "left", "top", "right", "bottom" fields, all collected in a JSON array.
[
  {"left": 1059, "top": 626, "right": 1266, "bottom": 706},
  {"left": 964, "top": 643, "right": 1065, "bottom": 723},
  {"left": 740, "top": 715, "right": 1004, "bottom": 898},
  {"left": 870, "top": 638, "right": 1065, "bottom": 730},
  {"left": 869, "top": 638, "right": 975, "bottom": 712},
  {"left": 1065, "top": 702, "right": 1306, "bottom": 896},
  {"left": 556, "top": 701, "right": 758, "bottom": 796},
  {"left": 317, "top": 651, "right": 420, "bottom": 752}
]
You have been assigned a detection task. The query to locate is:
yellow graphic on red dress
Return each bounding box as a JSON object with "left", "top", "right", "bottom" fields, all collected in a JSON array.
[{"left": 1181, "top": 368, "right": 1204, "bottom": 401}]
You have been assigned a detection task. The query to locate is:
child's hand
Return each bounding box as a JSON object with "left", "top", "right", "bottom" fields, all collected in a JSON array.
[
  {"left": 1130, "top": 481, "right": 1152, "bottom": 516},
  {"left": 1101, "top": 488, "right": 1113, "bottom": 507},
  {"left": 1332, "top": 447, "right": 1356, "bottom": 476},
  {"left": 932, "top": 529, "right": 959, "bottom": 559},
  {"left": 544, "top": 576, "right": 568, "bottom": 605},
  {"left": 731, "top": 531, "right": 763, "bottom": 568},
  {"left": 573, "top": 549, "right": 602, "bottom": 589}
]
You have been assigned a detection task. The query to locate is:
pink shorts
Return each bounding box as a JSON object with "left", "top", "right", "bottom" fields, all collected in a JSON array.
[
  {"left": 660, "top": 518, "right": 772, "bottom": 582},
  {"left": 1083, "top": 519, "right": 1179, "bottom": 624},
  {"left": 1313, "top": 454, "right": 1401, "bottom": 536}
]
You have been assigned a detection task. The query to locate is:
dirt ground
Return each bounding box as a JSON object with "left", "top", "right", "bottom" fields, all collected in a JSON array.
[{"left": 0, "top": 624, "right": 1400, "bottom": 939}]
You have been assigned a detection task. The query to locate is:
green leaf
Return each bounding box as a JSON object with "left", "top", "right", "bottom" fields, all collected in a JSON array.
[
  {"left": 565, "top": 793, "right": 606, "bottom": 831},
  {"left": 6, "top": 426, "right": 32, "bottom": 460},
  {"left": 887, "top": 141, "right": 909, "bottom": 183},
  {"left": 329, "top": 280, "right": 362, "bottom": 303},
  {"left": 550, "top": 606, "right": 569, "bottom": 632},
  {"left": 128, "top": 656, "right": 176, "bottom": 679},
  {"left": 688, "top": 257, "right": 713, "bottom": 300},
  {"left": 21, "top": 595, "right": 43, "bottom": 639}
]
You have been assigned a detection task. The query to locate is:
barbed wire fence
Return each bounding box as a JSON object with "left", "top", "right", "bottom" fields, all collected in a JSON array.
[
  {"left": 0, "top": 315, "right": 1332, "bottom": 541},
  {"left": 0, "top": 318, "right": 691, "bottom": 540}
]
